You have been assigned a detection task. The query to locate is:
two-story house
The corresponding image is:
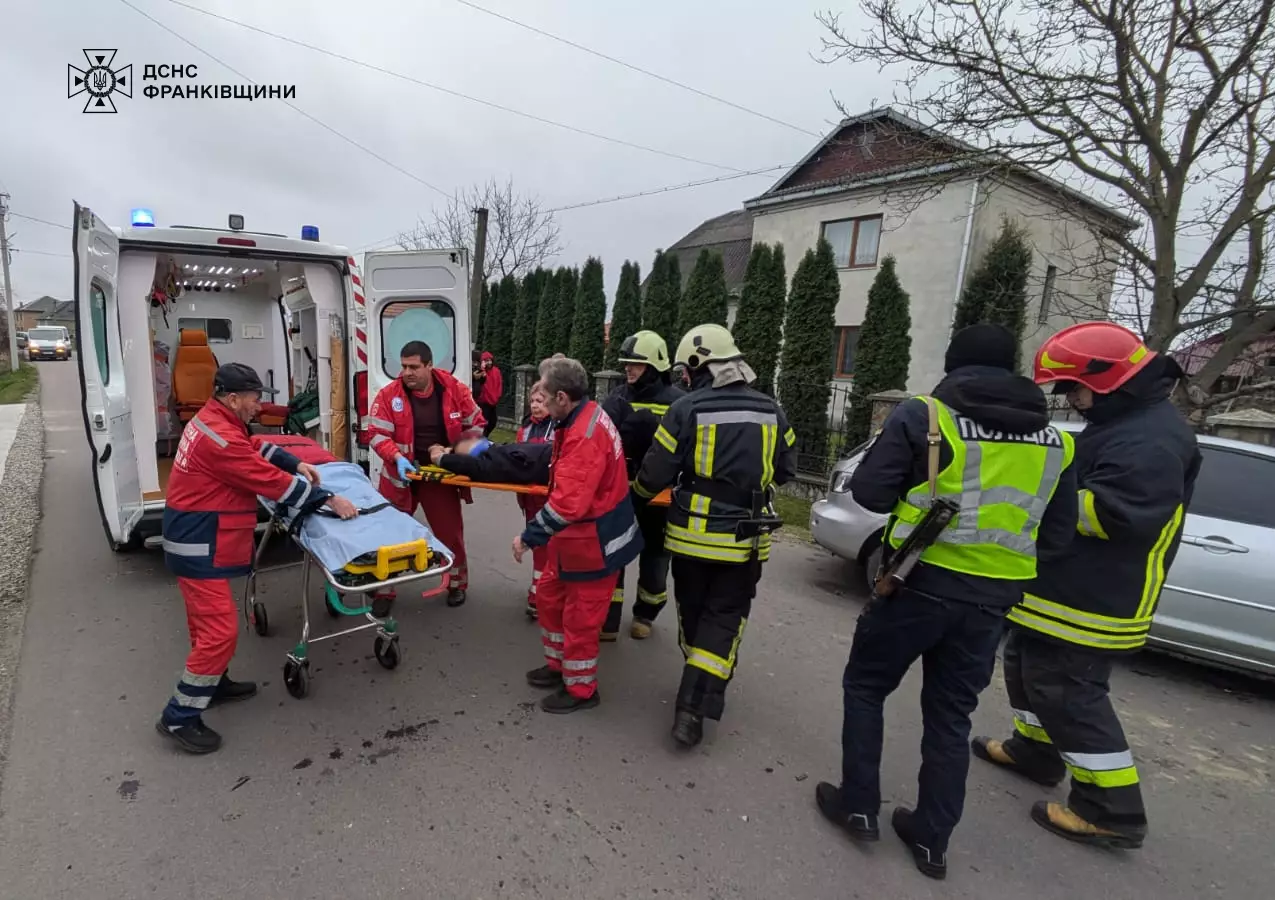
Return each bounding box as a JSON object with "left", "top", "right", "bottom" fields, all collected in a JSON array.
[{"left": 744, "top": 107, "right": 1138, "bottom": 393}]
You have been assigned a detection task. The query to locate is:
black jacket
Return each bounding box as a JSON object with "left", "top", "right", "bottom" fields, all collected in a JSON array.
[
  {"left": 438, "top": 442, "right": 551, "bottom": 486},
  {"left": 850, "top": 365, "right": 1078, "bottom": 610},
  {"left": 1018, "top": 356, "right": 1202, "bottom": 644},
  {"left": 603, "top": 369, "right": 685, "bottom": 480}
]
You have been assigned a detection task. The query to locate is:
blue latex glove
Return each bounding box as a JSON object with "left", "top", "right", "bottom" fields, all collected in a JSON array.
[
  {"left": 465, "top": 438, "right": 493, "bottom": 457},
  {"left": 395, "top": 455, "right": 417, "bottom": 481}
]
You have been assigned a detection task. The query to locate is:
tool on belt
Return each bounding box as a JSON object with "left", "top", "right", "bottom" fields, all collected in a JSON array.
[{"left": 873, "top": 399, "right": 960, "bottom": 598}]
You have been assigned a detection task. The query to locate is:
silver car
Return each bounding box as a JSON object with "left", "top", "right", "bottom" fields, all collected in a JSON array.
[{"left": 810, "top": 422, "right": 1275, "bottom": 677}]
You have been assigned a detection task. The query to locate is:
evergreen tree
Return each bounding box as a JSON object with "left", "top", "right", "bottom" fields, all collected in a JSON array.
[
  {"left": 845, "top": 255, "right": 912, "bottom": 447},
  {"left": 534, "top": 269, "right": 563, "bottom": 361},
  {"left": 604, "top": 260, "right": 643, "bottom": 369},
  {"left": 486, "top": 274, "right": 519, "bottom": 366},
  {"left": 511, "top": 268, "right": 545, "bottom": 367},
  {"left": 553, "top": 267, "right": 579, "bottom": 355},
  {"left": 642, "top": 249, "right": 680, "bottom": 350},
  {"left": 777, "top": 239, "right": 841, "bottom": 467},
  {"left": 569, "top": 257, "right": 607, "bottom": 373},
  {"left": 675, "top": 249, "right": 728, "bottom": 339},
  {"left": 733, "top": 242, "right": 788, "bottom": 395},
  {"left": 951, "top": 217, "right": 1033, "bottom": 371}
]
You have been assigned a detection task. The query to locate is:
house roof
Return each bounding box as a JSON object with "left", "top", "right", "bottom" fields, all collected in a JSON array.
[
  {"left": 18, "top": 295, "right": 74, "bottom": 320},
  {"left": 1172, "top": 332, "right": 1275, "bottom": 379},
  {"left": 745, "top": 107, "right": 1139, "bottom": 230},
  {"left": 645, "top": 209, "right": 754, "bottom": 297}
]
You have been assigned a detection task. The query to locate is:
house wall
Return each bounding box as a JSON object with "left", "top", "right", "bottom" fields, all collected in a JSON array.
[{"left": 750, "top": 177, "right": 978, "bottom": 392}]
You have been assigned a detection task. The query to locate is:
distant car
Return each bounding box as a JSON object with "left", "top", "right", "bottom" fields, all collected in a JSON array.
[
  {"left": 25, "top": 326, "right": 71, "bottom": 361},
  {"left": 16, "top": 331, "right": 27, "bottom": 350},
  {"left": 810, "top": 421, "right": 1275, "bottom": 677}
]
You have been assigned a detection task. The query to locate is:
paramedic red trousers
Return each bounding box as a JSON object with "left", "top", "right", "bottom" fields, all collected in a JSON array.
[
  {"left": 161, "top": 578, "right": 238, "bottom": 726},
  {"left": 414, "top": 481, "right": 468, "bottom": 589},
  {"left": 537, "top": 566, "right": 613, "bottom": 698}
]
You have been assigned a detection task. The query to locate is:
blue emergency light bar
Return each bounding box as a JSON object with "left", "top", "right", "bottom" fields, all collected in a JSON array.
[
  {"left": 301, "top": 225, "right": 319, "bottom": 241},
  {"left": 131, "top": 208, "right": 156, "bottom": 227}
]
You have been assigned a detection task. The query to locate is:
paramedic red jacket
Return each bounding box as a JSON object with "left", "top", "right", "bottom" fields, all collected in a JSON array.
[
  {"left": 163, "top": 399, "right": 332, "bottom": 579},
  {"left": 477, "top": 352, "right": 503, "bottom": 406},
  {"left": 520, "top": 400, "right": 643, "bottom": 582},
  {"left": 364, "top": 368, "right": 485, "bottom": 511}
]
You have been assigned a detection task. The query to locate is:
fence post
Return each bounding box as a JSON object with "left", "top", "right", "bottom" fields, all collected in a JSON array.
[
  {"left": 512, "top": 364, "right": 538, "bottom": 424},
  {"left": 868, "top": 389, "right": 913, "bottom": 437},
  {"left": 593, "top": 369, "right": 623, "bottom": 403}
]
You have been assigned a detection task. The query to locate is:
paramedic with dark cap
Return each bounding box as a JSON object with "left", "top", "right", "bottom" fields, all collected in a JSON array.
[
  {"left": 157, "top": 363, "right": 358, "bottom": 754},
  {"left": 815, "top": 323, "right": 1078, "bottom": 880}
]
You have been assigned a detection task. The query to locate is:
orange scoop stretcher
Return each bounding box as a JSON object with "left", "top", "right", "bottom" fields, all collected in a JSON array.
[{"left": 406, "top": 464, "right": 672, "bottom": 507}]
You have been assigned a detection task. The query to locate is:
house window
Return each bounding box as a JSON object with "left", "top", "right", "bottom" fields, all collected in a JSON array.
[
  {"left": 834, "top": 326, "right": 860, "bottom": 378},
  {"left": 821, "top": 216, "right": 882, "bottom": 269},
  {"left": 1038, "top": 265, "right": 1058, "bottom": 324},
  {"left": 178, "top": 317, "right": 233, "bottom": 343}
]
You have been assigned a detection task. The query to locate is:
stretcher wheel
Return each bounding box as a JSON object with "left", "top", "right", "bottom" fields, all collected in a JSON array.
[
  {"left": 252, "top": 602, "right": 269, "bottom": 637},
  {"left": 283, "top": 658, "right": 310, "bottom": 699},
  {"left": 374, "top": 635, "right": 401, "bottom": 670}
]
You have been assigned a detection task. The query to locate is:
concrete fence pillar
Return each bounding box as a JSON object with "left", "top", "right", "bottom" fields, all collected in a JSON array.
[
  {"left": 593, "top": 369, "right": 623, "bottom": 403},
  {"left": 512, "top": 364, "right": 538, "bottom": 424},
  {"left": 868, "top": 389, "right": 913, "bottom": 436}
]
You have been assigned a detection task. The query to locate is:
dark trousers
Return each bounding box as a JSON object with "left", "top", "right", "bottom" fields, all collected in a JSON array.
[
  {"left": 479, "top": 402, "right": 499, "bottom": 437},
  {"left": 1001, "top": 628, "right": 1148, "bottom": 835},
  {"left": 840, "top": 590, "right": 1006, "bottom": 852},
  {"left": 671, "top": 555, "right": 762, "bottom": 720},
  {"left": 603, "top": 502, "right": 671, "bottom": 632}
]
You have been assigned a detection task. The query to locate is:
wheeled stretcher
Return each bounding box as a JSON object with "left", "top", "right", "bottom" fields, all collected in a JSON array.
[{"left": 244, "top": 457, "right": 454, "bottom": 699}]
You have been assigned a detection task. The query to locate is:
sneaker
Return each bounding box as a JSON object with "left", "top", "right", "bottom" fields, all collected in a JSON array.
[
  {"left": 971, "top": 736, "right": 1064, "bottom": 787},
  {"left": 540, "top": 687, "right": 600, "bottom": 714},
  {"left": 891, "top": 807, "right": 947, "bottom": 880},
  {"left": 630, "top": 618, "right": 653, "bottom": 640},
  {"left": 671, "top": 709, "right": 703, "bottom": 748},
  {"left": 526, "top": 665, "right": 563, "bottom": 689},
  {"left": 208, "top": 674, "right": 258, "bottom": 707},
  {"left": 1030, "top": 801, "right": 1145, "bottom": 849},
  {"left": 155, "top": 717, "right": 222, "bottom": 754},
  {"left": 446, "top": 587, "right": 467, "bottom": 608},
  {"left": 814, "top": 782, "right": 880, "bottom": 841}
]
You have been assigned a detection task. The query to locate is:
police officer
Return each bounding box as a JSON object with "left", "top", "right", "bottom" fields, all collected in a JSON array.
[
  {"left": 973, "top": 322, "right": 1200, "bottom": 850},
  {"left": 600, "top": 330, "right": 684, "bottom": 641},
  {"left": 633, "top": 324, "right": 796, "bottom": 748},
  {"left": 814, "top": 324, "right": 1078, "bottom": 880}
]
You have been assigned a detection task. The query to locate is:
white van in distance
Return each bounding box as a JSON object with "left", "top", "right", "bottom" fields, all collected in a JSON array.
[{"left": 72, "top": 203, "right": 472, "bottom": 551}]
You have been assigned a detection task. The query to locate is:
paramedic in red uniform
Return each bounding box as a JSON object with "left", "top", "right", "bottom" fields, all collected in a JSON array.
[
  {"left": 475, "top": 350, "right": 504, "bottom": 438},
  {"left": 157, "top": 363, "right": 358, "bottom": 754},
  {"left": 365, "top": 340, "right": 486, "bottom": 610},
  {"left": 513, "top": 356, "right": 643, "bottom": 714}
]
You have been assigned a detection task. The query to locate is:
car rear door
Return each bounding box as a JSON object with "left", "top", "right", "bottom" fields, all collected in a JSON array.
[
  {"left": 73, "top": 202, "right": 145, "bottom": 549},
  {"left": 1152, "top": 445, "right": 1275, "bottom": 673}
]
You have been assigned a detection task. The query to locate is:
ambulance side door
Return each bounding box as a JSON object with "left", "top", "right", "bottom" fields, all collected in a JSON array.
[{"left": 73, "top": 202, "right": 145, "bottom": 550}]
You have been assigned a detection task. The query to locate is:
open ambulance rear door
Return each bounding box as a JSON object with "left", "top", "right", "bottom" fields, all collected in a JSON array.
[
  {"left": 361, "top": 249, "right": 471, "bottom": 485},
  {"left": 73, "top": 202, "right": 145, "bottom": 551}
]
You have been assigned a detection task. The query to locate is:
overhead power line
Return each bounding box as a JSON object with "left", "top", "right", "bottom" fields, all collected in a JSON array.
[
  {"left": 10, "top": 248, "right": 71, "bottom": 258},
  {"left": 157, "top": 0, "right": 746, "bottom": 174},
  {"left": 449, "top": 0, "right": 822, "bottom": 138},
  {"left": 117, "top": 0, "right": 453, "bottom": 200},
  {"left": 8, "top": 212, "right": 72, "bottom": 231}
]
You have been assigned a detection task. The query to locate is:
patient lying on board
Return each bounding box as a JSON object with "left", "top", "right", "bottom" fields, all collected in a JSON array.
[{"left": 427, "top": 436, "right": 551, "bottom": 486}]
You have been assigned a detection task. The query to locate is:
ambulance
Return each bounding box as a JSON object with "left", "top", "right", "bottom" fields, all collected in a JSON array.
[{"left": 71, "top": 203, "right": 472, "bottom": 551}]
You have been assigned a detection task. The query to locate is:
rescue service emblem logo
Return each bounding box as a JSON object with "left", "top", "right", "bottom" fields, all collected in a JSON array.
[
  {"left": 392, "top": 396, "right": 405, "bottom": 412},
  {"left": 68, "top": 49, "right": 132, "bottom": 114}
]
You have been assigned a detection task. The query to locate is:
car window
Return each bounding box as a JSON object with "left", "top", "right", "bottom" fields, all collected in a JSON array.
[{"left": 1189, "top": 446, "right": 1275, "bottom": 528}]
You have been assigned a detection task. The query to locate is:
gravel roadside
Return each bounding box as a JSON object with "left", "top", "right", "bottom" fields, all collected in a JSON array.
[{"left": 0, "top": 400, "right": 47, "bottom": 783}]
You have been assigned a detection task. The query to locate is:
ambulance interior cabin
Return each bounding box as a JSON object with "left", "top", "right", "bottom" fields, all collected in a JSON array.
[{"left": 124, "top": 246, "right": 349, "bottom": 503}]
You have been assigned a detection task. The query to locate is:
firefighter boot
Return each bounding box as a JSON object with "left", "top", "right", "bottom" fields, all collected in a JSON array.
[
  {"left": 155, "top": 717, "right": 222, "bottom": 754},
  {"left": 600, "top": 588, "right": 623, "bottom": 642},
  {"left": 208, "top": 673, "right": 258, "bottom": 707},
  {"left": 891, "top": 807, "right": 947, "bottom": 880},
  {"left": 971, "top": 736, "right": 1064, "bottom": 787},
  {"left": 540, "top": 687, "right": 600, "bottom": 714},
  {"left": 814, "top": 782, "right": 880, "bottom": 842},
  {"left": 671, "top": 709, "right": 703, "bottom": 748},
  {"left": 526, "top": 666, "right": 563, "bottom": 689},
  {"left": 1030, "top": 802, "right": 1145, "bottom": 849},
  {"left": 630, "top": 618, "right": 653, "bottom": 640}
]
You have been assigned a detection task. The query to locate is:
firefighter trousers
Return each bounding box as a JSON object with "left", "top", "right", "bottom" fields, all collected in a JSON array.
[
  {"left": 161, "top": 577, "right": 238, "bottom": 726},
  {"left": 1000, "top": 628, "right": 1148, "bottom": 835},
  {"left": 603, "top": 501, "right": 671, "bottom": 633},
  {"left": 840, "top": 590, "right": 1005, "bottom": 853},
  {"left": 537, "top": 566, "right": 613, "bottom": 699},
  {"left": 670, "top": 555, "right": 761, "bottom": 720}
]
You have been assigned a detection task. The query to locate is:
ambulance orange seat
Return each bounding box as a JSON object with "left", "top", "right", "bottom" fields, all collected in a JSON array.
[
  {"left": 255, "top": 401, "right": 290, "bottom": 429},
  {"left": 172, "top": 329, "right": 219, "bottom": 422}
]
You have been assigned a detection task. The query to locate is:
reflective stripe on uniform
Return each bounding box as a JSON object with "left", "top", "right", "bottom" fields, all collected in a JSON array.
[
  {"left": 1007, "top": 593, "right": 1153, "bottom": 650},
  {"left": 279, "top": 476, "right": 313, "bottom": 507},
  {"left": 365, "top": 416, "right": 394, "bottom": 431},
  {"left": 694, "top": 423, "right": 716, "bottom": 477},
  {"left": 1012, "top": 707, "right": 1052, "bottom": 743},
  {"left": 1059, "top": 750, "right": 1139, "bottom": 788},
  {"left": 535, "top": 503, "right": 569, "bottom": 533},
  {"left": 563, "top": 658, "right": 597, "bottom": 671},
  {"left": 191, "top": 416, "right": 228, "bottom": 448},
  {"left": 654, "top": 425, "right": 677, "bottom": 452},
  {"left": 664, "top": 528, "right": 771, "bottom": 564},
  {"left": 637, "top": 587, "right": 667, "bottom": 606},
  {"left": 685, "top": 617, "right": 746, "bottom": 681},
  {"left": 604, "top": 521, "right": 641, "bottom": 557},
  {"left": 163, "top": 539, "right": 210, "bottom": 557},
  {"left": 696, "top": 410, "right": 777, "bottom": 427},
  {"left": 784, "top": 428, "right": 796, "bottom": 447},
  {"left": 584, "top": 405, "right": 603, "bottom": 438},
  {"left": 687, "top": 493, "right": 711, "bottom": 532},
  {"left": 631, "top": 401, "right": 670, "bottom": 416},
  {"left": 1138, "top": 505, "right": 1183, "bottom": 619},
  {"left": 564, "top": 674, "right": 596, "bottom": 686},
  {"left": 1077, "top": 489, "right": 1108, "bottom": 539},
  {"left": 369, "top": 434, "right": 391, "bottom": 449},
  {"left": 259, "top": 442, "right": 279, "bottom": 463}
]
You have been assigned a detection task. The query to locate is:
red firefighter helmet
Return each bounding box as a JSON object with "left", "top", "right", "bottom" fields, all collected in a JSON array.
[{"left": 1033, "top": 322, "right": 1156, "bottom": 395}]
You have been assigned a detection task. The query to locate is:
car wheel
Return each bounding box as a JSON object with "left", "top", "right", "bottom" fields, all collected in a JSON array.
[{"left": 863, "top": 545, "right": 883, "bottom": 594}]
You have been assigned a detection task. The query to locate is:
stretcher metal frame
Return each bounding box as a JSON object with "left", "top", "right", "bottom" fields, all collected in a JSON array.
[{"left": 243, "top": 506, "right": 454, "bottom": 700}]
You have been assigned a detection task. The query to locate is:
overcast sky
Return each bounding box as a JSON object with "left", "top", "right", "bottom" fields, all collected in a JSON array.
[{"left": 0, "top": 0, "right": 897, "bottom": 309}]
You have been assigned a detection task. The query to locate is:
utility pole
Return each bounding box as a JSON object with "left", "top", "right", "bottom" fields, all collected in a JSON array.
[
  {"left": 469, "top": 206, "right": 489, "bottom": 347},
  {"left": 0, "top": 194, "right": 18, "bottom": 373}
]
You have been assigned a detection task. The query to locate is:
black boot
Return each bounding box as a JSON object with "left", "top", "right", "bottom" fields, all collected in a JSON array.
[
  {"left": 446, "top": 587, "right": 467, "bottom": 608},
  {"left": 671, "top": 709, "right": 703, "bottom": 748},
  {"left": 891, "top": 807, "right": 947, "bottom": 880},
  {"left": 814, "top": 782, "right": 880, "bottom": 841},
  {"left": 371, "top": 592, "right": 395, "bottom": 618},
  {"left": 209, "top": 674, "right": 258, "bottom": 707},
  {"left": 155, "top": 717, "right": 222, "bottom": 754},
  {"left": 540, "top": 687, "right": 600, "bottom": 714},
  {"left": 526, "top": 665, "right": 563, "bottom": 689}
]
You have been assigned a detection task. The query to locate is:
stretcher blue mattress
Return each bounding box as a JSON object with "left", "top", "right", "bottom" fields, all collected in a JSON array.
[{"left": 258, "top": 462, "right": 453, "bottom": 574}]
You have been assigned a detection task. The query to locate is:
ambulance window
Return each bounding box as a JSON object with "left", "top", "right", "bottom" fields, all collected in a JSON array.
[
  {"left": 178, "top": 317, "right": 233, "bottom": 343},
  {"left": 89, "top": 281, "right": 110, "bottom": 386},
  {"left": 380, "top": 300, "right": 456, "bottom": 376}
]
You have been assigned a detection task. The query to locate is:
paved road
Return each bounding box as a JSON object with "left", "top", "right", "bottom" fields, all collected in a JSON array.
[{"left": 0, "top": 360, "right": 1271, "bottom": 899}]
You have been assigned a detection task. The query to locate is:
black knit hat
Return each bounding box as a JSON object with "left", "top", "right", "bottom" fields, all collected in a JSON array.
[{"left": 945, "top": 323, "right": 1017, "bottom": 373}]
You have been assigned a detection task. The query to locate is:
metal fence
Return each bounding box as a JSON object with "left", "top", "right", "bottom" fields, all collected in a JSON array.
[{"left": 783, "top": 379, "right": 860, "bottom": 481}]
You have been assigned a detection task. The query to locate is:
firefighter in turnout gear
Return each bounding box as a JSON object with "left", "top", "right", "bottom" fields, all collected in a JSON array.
[
  {"left": 974, "top": 322, "right": 1201, "bottom": 850},
  {"left": 815, "top": 324, "right": 1079, "bottom": 880},
  {"left": 633, "top": 324, "right": 796, "bottom": 748},
  {"left": 600, "top": 330, "right": 684, "bottom": 641}
]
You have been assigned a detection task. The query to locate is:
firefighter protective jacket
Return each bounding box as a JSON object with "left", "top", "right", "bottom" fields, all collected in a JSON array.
[
  {"left": 163, "top": 399, "right": 332, "bottom": 579},
  {"left": 602, "top": 372, "right": 685, "bottom": 479},
  {"left": 633, "top": 378, "right": 796, "bottom": 564}
]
